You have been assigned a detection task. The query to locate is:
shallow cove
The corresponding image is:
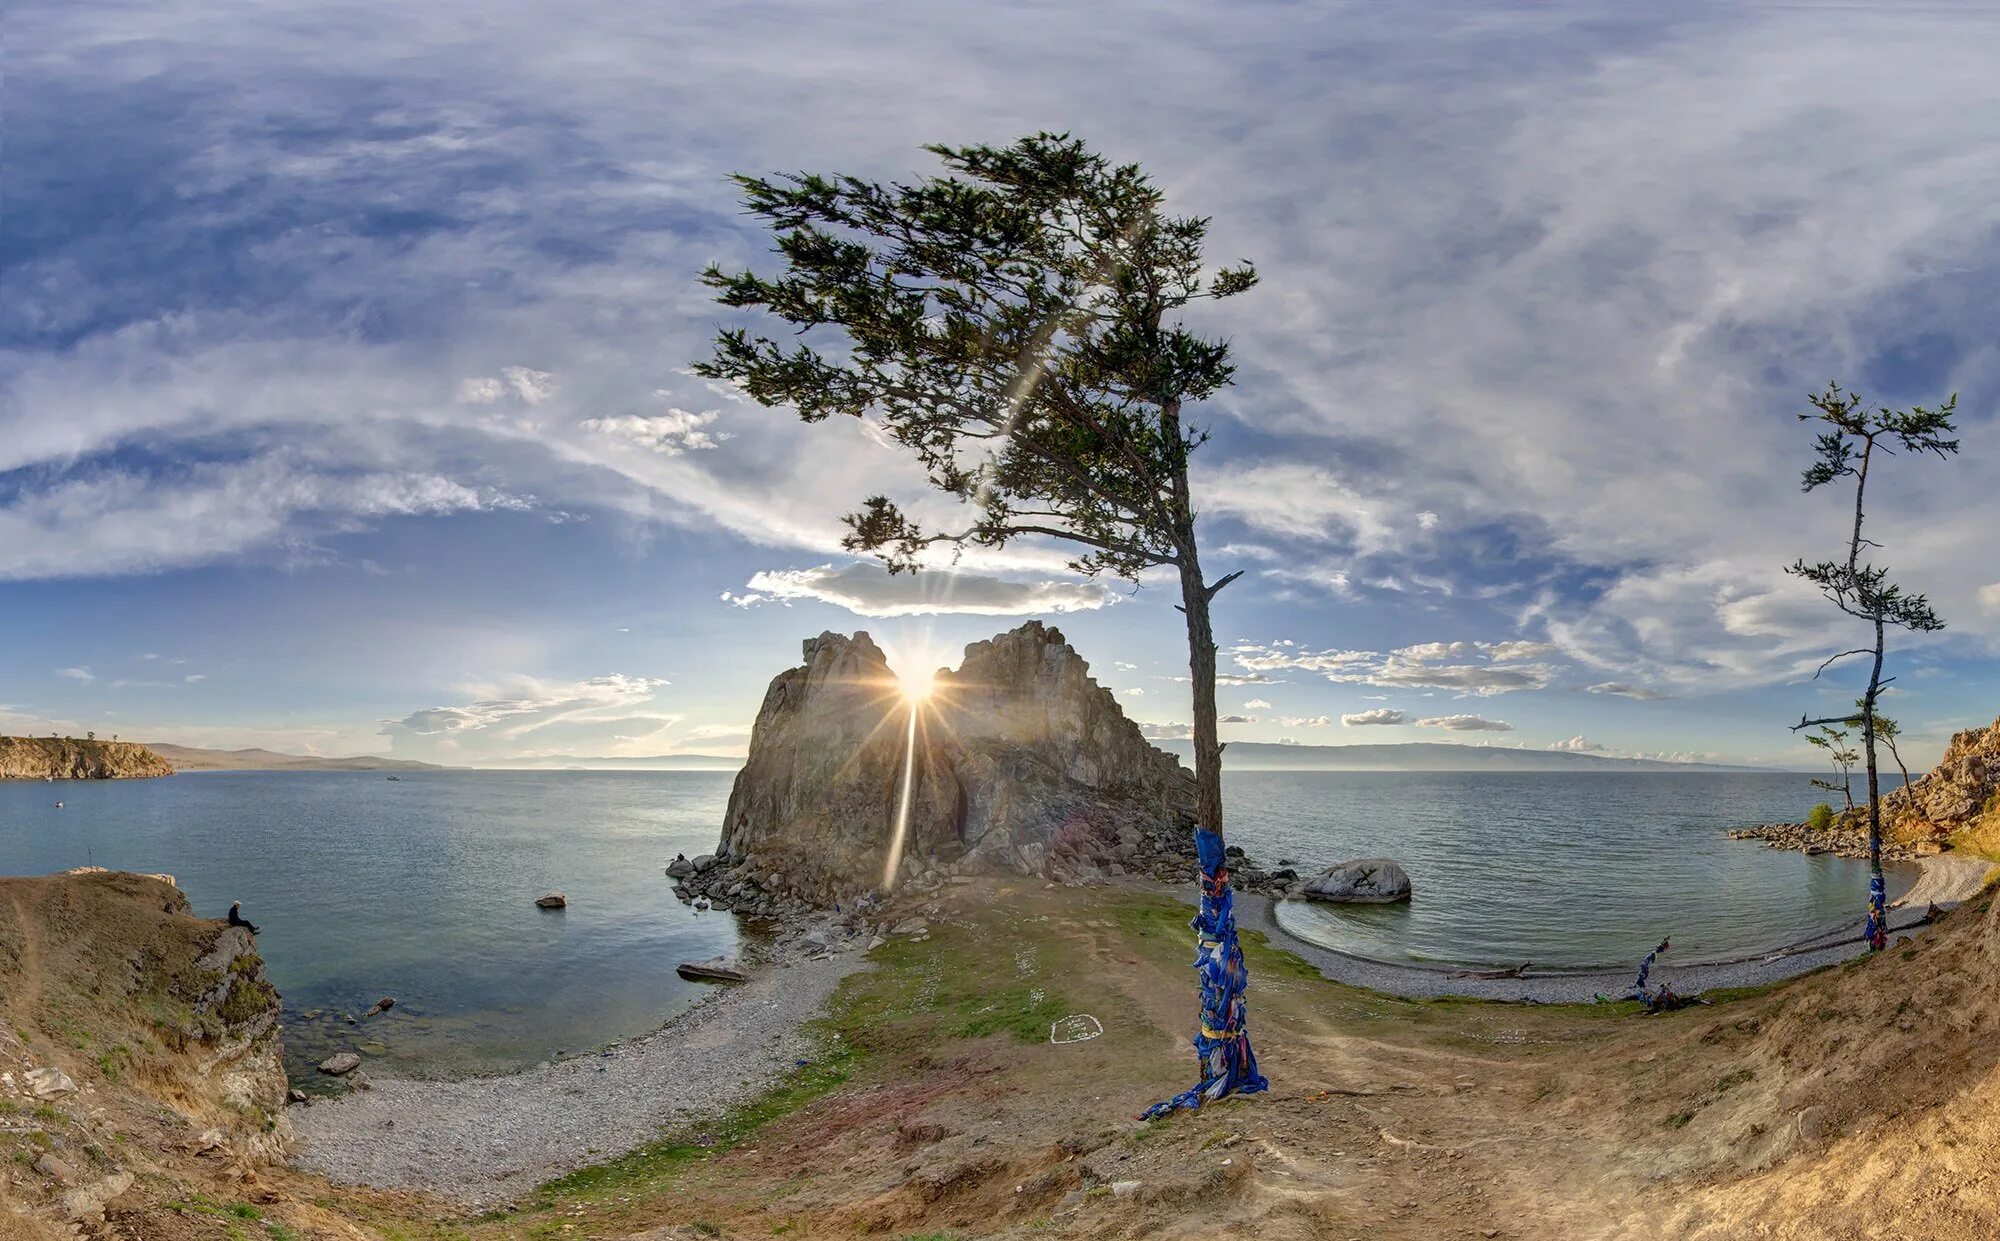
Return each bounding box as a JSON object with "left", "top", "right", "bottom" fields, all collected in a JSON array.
[{"left": 1237, "top": 770, "right": 1912, "bottom": 968}]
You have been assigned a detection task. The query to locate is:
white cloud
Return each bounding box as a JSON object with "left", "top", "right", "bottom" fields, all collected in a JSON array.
[
  {"left": 1218, "top": 714, "right": 1257, "bottom": 724},
  {"left": 55, "top": 666, "right": 94, "bottom": 683},
  {"left": 579, "top": 405, "right": 723, "bottom": 456},
  {"left": 381, "top": 673, "right": 698, "bottom": 763},
  {"left": 183, "top": 674, "right": 206, "bottom": 684},
  {"left": 1140, "top": 722, "right": 1192, "bottom": 741},
  {"left": 1980, "top": 583, "right": 2000, "bottom": 617},
  {"left": 1242, "top": 698, "right": 1272, "bottom": 709},
  {"left": 723, "top": 561, "right": 1116, "bottom": 618},
  {"left": 1232, "top": 639, "right": 1560, "bottom": 696},
  {"left": 1549, "top": 735, "right": 1605, "bottom": 752},
  {"left": 457, "top": 367, "right": 555, "bottom": 406},
  {"left": 1342, "top": 708, "right": 1407, "bottom": 726},
  {"left": 1416, "top": 714, "right": 1513, "bottom": 732},
  {"left": 1278, "top": 714, "right": 1332, "bottom": 728},
  {"left": 1585, "top": 681, "right": 1669, "bottom": 701}
]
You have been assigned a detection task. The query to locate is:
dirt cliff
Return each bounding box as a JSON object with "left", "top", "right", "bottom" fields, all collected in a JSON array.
[
  {"left": 0, "top": 870, "right": 287, "bottom": 1236},
  {"left": 0, "top": 737, "right": 175, "bottom": 780}
]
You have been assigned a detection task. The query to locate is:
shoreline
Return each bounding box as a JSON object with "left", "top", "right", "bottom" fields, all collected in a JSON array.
[
  {"left": 289, "top": 943, "right": 872, "bottom": 1208},
  {"left": 1245, "top": 851, "right": 1998, "bottom": 1004}
]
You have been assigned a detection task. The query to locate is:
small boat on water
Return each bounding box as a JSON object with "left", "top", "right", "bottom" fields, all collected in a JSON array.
[
  {"left": 676, "top": 959, "right": 750, "bottom": 984},
  {"left": 385, "top": 775, "right": 401, "bottom": 781}
]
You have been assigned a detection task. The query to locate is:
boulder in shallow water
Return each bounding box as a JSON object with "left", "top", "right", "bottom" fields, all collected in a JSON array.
[
  {"left": 536, "top": 892, "right": 567, "bottom": 909},
  {"left": 317, "top": 1052, "right": 361, "bottom": 1076},
  {"left": 1302, "top": 858, "right": 1411, "bottom": 904}
]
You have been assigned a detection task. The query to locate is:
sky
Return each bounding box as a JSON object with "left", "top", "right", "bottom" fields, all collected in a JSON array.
[{"left": 5, "top": 0, "right": 2000, "bottom": 770}]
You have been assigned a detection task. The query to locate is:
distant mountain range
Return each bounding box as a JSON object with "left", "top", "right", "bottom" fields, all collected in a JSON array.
[
  {"left": 1158, "top": 740, "right": 1760, "bottom": 773},
  {"left": 144, "top": 744, "right": 443, "bottom": 772}
]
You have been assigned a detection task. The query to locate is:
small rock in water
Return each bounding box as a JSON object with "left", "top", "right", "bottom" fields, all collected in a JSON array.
[
  {"left": 318, "top": 1052, "right": 362, "bottom": 1076},
  {"left": 536, "top": 892, "right": 567, "bottom": 909},
  {"left": 364, "top": 996, "right": 395, "bottom": 1017},
  {"left": 665, "top": 855, "right": 696, "bottom": 878}
]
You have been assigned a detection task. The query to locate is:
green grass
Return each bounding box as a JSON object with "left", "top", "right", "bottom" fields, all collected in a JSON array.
[{"left": 522, "top": 1038, "right": 858, "bottom": 1207}]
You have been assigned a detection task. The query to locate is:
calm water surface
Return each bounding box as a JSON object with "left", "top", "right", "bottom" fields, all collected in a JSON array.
[
  {"left": 1243, "top": 771, "right": 1909, "bottom": 969},
  {"left": 0, "top": 768, "right": 1896, "bottom": 1074}
]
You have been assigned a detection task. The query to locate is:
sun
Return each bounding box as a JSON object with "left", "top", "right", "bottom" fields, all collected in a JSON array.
[{"left": 897, "top": 664, "right": 937, "bottom": 704}]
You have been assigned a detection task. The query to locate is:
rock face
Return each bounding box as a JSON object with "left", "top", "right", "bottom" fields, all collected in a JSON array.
[
  {"left": 1732, "top": 715, "right": 2000, "bottom": 856},
  {"left": 0, "top": 736, "right": 174, "bottom": 779},
  {"left": 1882, "top": 715, "right": 2000, "bottom": 838},
  {"left": 1302, "top": 858, "right": 1412, "bottom": 903},
  {"left": 684, "top": 622, "right": 1196, "bottom": 908},
  {"left": 0, "top": 870, "right": 289, "bottom": 1231}
]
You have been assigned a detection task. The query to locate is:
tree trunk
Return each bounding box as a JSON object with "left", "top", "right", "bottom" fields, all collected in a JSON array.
[
  {"left": 1177, "top": 550, "right": 1225, "bottom": 836},
  {"left": 1862, "top": 616, "right": 1886, "bottom": 950}
]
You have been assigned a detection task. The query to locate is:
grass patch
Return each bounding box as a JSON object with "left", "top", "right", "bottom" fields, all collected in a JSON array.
[{"left": 523, "top": 1038, "right": 857, "bottom": 1207}]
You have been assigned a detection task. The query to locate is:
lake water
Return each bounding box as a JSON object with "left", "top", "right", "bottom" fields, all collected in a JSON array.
[{"left": 0, "top": 768, "right": 1894, "bottom": 1076}]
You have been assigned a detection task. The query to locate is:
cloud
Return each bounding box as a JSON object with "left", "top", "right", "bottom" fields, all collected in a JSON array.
[
  {"left": 1218, "top": 714, "right": 1257, "bottom": 724},
  {"left": 722, "top": 561, "right": 1116, "bottom": 618},
  {"left": 9, "top": 0, "right": 2000, "bottom": 725},
  {"left": 0, "top": 458, "right": 534, "bottom": 580},
  {"left": 1980, "top": 583, "right": 2000, "bottom": 617},
  {"left": 382, "top": 673, "right": 693, "bottom": 762},
  {"left": 1124, "top": 687, "right": 1145, "bottom": 696},
  {"left": 1585, "top": 681, "right": 1669, "bottom": 700},
  {"left": 1549, "top": 735, "right": 1606, "bottom": 752},
  {"left": 1278, "top": 714, "right": 1332, "bottom": 728},
  {"left": 55, "top": 666, "right": 94, "bottom": 682},
  {"left": 1341, "top": 708, "right": 1407, "bottom": 726},
  {"left": 1416, "top": 714, "right": 1513, "bottom": 732},
  {"left": 1242, "top": 698, "right": 1271, "bottom": 710},
  {"left": 1232, "top": 639, "right": 1560, "bottom": 696},
  {"left": 457, "top": 367, "right": 555, "bottom": 406},
  {"left": 1140, "top": 722, "right": 1192, "bottom": 741},
  {"left": 579, "top": 404, "right": 724, "bottom": 456},
  {"left": 184, "top": 674, "right": 206, "bottom": 684}
]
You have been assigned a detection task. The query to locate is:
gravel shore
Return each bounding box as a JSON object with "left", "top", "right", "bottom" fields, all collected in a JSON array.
[
  {"left": 291, "top": 948, "right": 869, "bottom": 1207},
  {"left": 1242, "top": 852, "right": 1998, "bottom": 1005}
]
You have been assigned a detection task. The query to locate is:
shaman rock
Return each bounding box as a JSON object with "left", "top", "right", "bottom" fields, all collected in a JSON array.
[{"left": 699, "top": 622, "right": 1196, "bottom": 906}]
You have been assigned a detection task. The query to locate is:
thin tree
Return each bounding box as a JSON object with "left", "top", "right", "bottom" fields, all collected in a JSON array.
[
  {"left": 1804, "top": 723, "right": 1857, "bottom": 813},
  {"left": 1857, "top": 702, "right": 1925, "bottom": 835},
  {"left": 696, "top": 133, "right": 1265, "bottom": 1099},
  {"left": 1788, "top": 382, "right": 1958, "bottom": 949}
]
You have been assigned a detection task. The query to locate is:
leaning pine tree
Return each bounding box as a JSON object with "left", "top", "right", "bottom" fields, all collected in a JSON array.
[
  {"left": 1786, "top": 382, "right": 1958, "bottom": 950},
  {"left": 695, "top": 134, "right": 1268, "bottom": 1113}
]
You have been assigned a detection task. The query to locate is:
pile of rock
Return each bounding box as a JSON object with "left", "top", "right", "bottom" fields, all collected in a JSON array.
[{"left": 1728, "top": 821, "right": 1937, "bottom": 861}]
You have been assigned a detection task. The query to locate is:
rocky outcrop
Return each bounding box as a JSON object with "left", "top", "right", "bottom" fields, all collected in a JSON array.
[
  {"left": 1732, "top": 716, "right": 2000, "bottom": 857},
  {"left": 0, "top": 736, "right": 174, "bottom": 779},
  {"left": 1302, "top": 858, "right": 1412, "bottom": 903},
  {"left": 1882, "top": 715, "right": 2000, "bottom": 837},
  {"left": 0, "top": 871, "right": 288, "bottom": 1232},
  {"left": 679, "top": 622, "right": 1200, "bottom": 911}
]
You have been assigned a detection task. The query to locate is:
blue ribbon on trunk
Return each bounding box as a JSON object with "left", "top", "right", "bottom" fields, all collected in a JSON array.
[{"left": 1143, "top": 827, "right": 1268, "bottom": 1119}]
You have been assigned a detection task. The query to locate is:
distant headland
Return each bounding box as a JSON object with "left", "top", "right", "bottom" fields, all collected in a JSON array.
[
  {"left": 142, "top": 744, "right": 442, "bottom": 773},
  {"left": 0, "top": 737, "right": 174, "bottom": 780}
]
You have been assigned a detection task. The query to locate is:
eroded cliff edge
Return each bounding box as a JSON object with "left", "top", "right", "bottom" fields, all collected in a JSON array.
[{"left": 0, "top": 737, "right": 175, "bottom": 780}]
